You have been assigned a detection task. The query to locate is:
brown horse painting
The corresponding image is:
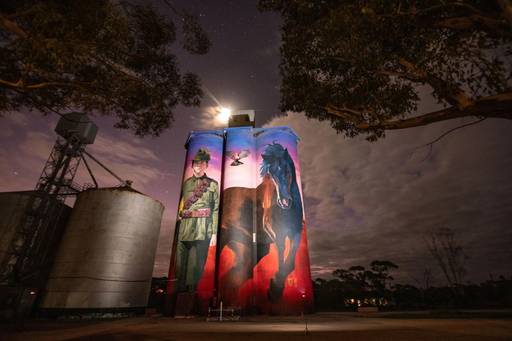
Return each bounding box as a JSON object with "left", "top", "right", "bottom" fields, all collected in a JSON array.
[
  {"left": 217, "top": 186, "right": 254, "bottom": 304},
  {"left": 257, "top": 143, "right": 304, "bottom": 301},
  {"left": 218, "top": 142, "right": 304, "bottom": 305}
]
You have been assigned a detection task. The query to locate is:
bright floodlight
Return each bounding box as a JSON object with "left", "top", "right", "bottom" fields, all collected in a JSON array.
[{"left": 217, "top": 106, "right": 232, "bottom": 123}]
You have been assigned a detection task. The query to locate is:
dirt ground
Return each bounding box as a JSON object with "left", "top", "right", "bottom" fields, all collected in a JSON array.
[{"left": 1, "top": 312, "right": 512, "bottom": 341}]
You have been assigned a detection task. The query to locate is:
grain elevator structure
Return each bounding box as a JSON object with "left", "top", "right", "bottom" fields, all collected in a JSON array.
[{"left": 0, "top": 113, "right": 164, "bottom": 319}]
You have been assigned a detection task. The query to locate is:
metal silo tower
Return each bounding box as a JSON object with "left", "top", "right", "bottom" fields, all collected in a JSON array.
[{"left": 0, "top": 113, "right": 97, "bottom": 293}]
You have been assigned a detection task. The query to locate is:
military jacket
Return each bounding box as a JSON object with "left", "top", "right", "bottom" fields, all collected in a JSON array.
[{"left": 177, "top": 174, "right": 219, "bottom": 241}]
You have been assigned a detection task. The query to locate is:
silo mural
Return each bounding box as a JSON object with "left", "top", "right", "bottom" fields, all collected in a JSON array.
[
  {"left": 217, "top": 127, "right": 257, "bottom": 310},
  {"left": 253, "top": 127, "right": 313, "bottom": 314},
  {"left": 168, "top": 130, "right": 223, "bottom": 314},
  {"left": 169, "top": 126, "right": 312, "bottom": 315}
]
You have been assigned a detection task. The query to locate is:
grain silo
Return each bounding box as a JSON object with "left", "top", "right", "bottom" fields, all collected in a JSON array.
[
  {"left": 0, "top": 191, "right": 71, "bottom": 319},
  {"left": 0, "top": 191, "right": 71, "bottom": 277},
  {"left": 40, "top": 187, "right": 164, "bottom": 313},
  {"left": 167, "top": 113, "right": 313, "bottom": 316},
  {"left": 0, "top": 192, "right": 40, "bottom": 278}
]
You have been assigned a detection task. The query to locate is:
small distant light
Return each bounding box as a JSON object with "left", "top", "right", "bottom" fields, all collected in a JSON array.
[
  {"left": 29, "top": 291, "right": 36, "bottom": 295},
  {"left": 156, "top": 288, "right": 164, "bottom": 294}
]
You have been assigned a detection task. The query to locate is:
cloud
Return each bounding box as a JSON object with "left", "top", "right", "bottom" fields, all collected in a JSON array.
[
  {"left": 0, "top": 131, "right": 55, "bottom": 191},
  {"left": 4, "top": 111, "right": 29, "bottom": 126},
  {"left": 190, "top": 106, "right": 227, "bottom": 130},
  {"left": 89, "top": 135, "right": 159, "bottom": 163},
  {"left": 18, "top": 132, "right": 55, "bottom": 161},
  {"left": 75, "top": 133, "right": 166, "bottom": 190},
  {"left": 265, "top": 113, "right": 512, "bottom": 284}
]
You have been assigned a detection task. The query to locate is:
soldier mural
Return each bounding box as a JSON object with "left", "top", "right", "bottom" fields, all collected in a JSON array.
[
  {"left": 168, "top": 130, "right": 223, "bottom": 315},
  {"left": 168, "top": 126, "right": 312, "bottom": 315},
  {"left": 175, "top": 148, "right": 219, "bottom": 292}
]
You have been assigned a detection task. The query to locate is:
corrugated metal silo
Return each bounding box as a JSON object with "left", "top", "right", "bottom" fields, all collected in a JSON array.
[
  {"left": 0, "top": 191, "right": 71, "bottom": 319},
  {"left": 40, "top": 187, "right": 164, "bottom": 311},
  {"left": 0, "top": 191, "right": 71, "bottom": 284},
  {"left": 0, "top": 192, "right": 32, "bottom": 272}
]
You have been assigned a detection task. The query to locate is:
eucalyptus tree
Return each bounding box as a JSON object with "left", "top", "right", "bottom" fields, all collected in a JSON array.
[
  {"left": 260, "top": 0, "right": 512, "bottom": 140},
  {"left": 0, "top": 0, "right": 210, "bottom": 136}
]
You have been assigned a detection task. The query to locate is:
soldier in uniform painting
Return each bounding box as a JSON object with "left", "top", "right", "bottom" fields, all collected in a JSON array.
[{"left": 175, "top": 148, "right": 219, "bottom": 292}]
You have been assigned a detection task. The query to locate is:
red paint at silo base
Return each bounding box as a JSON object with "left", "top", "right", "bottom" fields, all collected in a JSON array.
[
  {"left": 253, "top": 224, "right": 313, "bottom": 314},
  {"left": 195, "top": 244, "right": 217, "bottom": 313},
  {"left": 216, "top": 223, "right": 313, "bottom": 314}
]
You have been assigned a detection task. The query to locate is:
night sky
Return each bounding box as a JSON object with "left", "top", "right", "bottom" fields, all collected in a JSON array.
[{"left": 1, "top": 1, "right": 511, "bottom": 286}]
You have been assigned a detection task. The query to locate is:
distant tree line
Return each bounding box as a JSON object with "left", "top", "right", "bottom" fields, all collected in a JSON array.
[
  {"left": 314, "top": 260, "right": 512, "bottom": 311},
  {"left": 149, "top": 268, "right": 512, "bottom": 313},
  {"left": 149, "top": 230, "right": 511, "bottom": 312}
]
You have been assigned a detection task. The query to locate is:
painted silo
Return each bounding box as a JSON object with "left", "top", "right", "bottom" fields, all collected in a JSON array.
[
  {"left": 216, "top": 126, "right": 313, "bottom": 314},
  {"left": 253, "top": 127, "right": 313, "bottom": 314},
  {"left": 168, "top": 125, "right": 313, "bottom": 316},
  {"left": 217, "top": 127, "right": 257, "bottom": 310},
  {"left": 40, "top": 187, "right": 164, "bottom": 311},
  {"left": 167, "top": 130, "right": 223, "bottom": 315}
]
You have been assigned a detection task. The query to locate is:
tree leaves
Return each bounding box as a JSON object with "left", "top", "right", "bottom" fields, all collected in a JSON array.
[
  {"left": 0, "top": 0, "right": 211, "bottom": 136},
  {"left": 261, "top": 0, "right": 512, "bottom": 141},
  {"left": 331, "top": 260, "right": 399, "bottom": 301},
  {"left": 181, "top": 13, "right": 211, "bottom": 55}
]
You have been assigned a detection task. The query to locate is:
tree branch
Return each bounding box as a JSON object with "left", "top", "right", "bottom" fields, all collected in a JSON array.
[
  {"left": 379, "top": 58, "right": 474, "bottom": 110},
  {"left": 0, "top": 78, "right": 90, "bottom": 90},
  {"left": 397, "top": 58, "right": 474, "bottom": 110},
  {"left": 23, "top": 82, "right": 84, "bottom": 89},
  {"left": 377, "top": 3, "right": 511, "bottom": 37},
  {"left": 93, "top": 55, "right": 151, "bottom": 87},
  {"left": 324, "top": 104, "right": 369, "bottom": 125},
  {"left": 0, "top": 13, "right": 28, "bottom": 38},
  {"left": 416, "top": 2, "right": 486, "bottom": 16},
  {"left": 161, "top": 0, "right": 186, "bottom": 19},
  {"left": 433, "top": 14, "right": 510, "bottom": 33},
  {"left": 10, "top": 87, "right": 69, "bottom": 117},
  {"left": 0, "top": 78, "right": 23, "bottom": 88},
  {"left": 397, "top": 58, "right": 428, "bottom": 79},
  {"left": 3, "top": 6, "right": 40, "bottom": 20},
  {"left": 414, "top": 118, "right": 487, "bottom": 161},
  {"left": 497, "top": 0, "right": 512, "bottom": 28},
  {"left": 420, "top": 117, "right": 487, "bottom": 148},
  {"left": 326, "top": 91, "right": 512, "bottom": 130}
]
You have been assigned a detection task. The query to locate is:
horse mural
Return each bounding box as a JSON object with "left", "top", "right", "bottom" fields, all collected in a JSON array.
[{"left": 257, "top": 142, "right": 304, "bottom": 302}]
